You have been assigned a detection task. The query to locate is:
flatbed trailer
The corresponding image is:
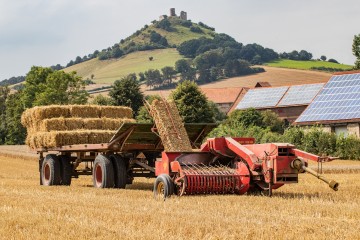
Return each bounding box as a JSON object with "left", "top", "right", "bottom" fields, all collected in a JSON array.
[{"left": 37, "top": 122, "right": 217, "bottom": 187}]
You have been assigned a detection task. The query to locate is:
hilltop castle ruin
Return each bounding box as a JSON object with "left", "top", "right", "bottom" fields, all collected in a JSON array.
[{"left": 159, "top": 8, "right": 187, "bottom": 21}]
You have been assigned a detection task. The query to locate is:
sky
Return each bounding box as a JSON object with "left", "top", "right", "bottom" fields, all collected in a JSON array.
[{"left": 0, "top": 0, "right": 359, "bottom": 80}]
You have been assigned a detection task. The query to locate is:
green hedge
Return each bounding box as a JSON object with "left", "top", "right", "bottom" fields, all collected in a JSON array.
[{"left": 209, "top": 109, "right": 360, "bottom": 160}]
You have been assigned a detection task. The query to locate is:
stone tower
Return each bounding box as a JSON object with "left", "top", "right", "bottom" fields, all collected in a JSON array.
[
  {"left": 170, "top": 8, "right": 176, "bottom": 16},
  {"left": 180, "top": 11, "right": 187, "bottom": 20}
]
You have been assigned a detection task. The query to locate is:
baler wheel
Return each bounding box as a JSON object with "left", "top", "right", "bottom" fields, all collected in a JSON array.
[
  {"left": 109, "top": 154, "right": 127, "bottom": 189},
  {"left": 93, "top": 154, "right": 114, "bottom": 188},
  {"left": 41, "top": 154, "right": 61, "bottom": 186},
  {"left": 59, "top": 155, "right": 73, "bottom": 186},
  {"left": 247, "top": 183, "right": 272, "bottom": 196},
  {"left": 154, "top": 174, "right": 173, "bottom": 200}
]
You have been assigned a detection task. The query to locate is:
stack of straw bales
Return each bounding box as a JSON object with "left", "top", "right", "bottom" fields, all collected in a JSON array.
[
  {"left": 21, "top": 105, "right": 134, "bottom": 149},
  {"left": 151, "top": 99, "right": 192, "bottom": 152}
]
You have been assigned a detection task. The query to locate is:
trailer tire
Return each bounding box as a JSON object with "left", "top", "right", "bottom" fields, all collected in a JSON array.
[
  {"left": 59, "top": 156, "right": 73, "bottom": 186},
  {"left": 93, "top": 154, "right": 114, "bottom": 188},
  {"left": 109, "top": 154, "right": 127, "bottom": 189},
  {"left": 154, "top": 174, "right": 173, "bottom": 200},
  {"left": 41, "top": 154, "right": 61, "bottom": 186}
]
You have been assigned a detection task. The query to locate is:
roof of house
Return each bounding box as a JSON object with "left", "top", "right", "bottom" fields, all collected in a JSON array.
[
  {"left": 255, "top": 82, "right": 272, "bottom": 88},
  {"left": 295, "top": 72, "right": 360, "bottom": 125},
  {"left": 233, "top": 83, "right": 325, "bottom": 111},
  {"left": 200, "top": 87, "right": 244, "bottom": 104}
]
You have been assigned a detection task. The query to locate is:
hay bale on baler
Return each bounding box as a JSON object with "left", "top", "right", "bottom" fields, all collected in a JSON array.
[{"left": 151, "top": 99, "right": 192, "bottom": 152}]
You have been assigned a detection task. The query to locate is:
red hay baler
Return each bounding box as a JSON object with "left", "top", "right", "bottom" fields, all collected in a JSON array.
[{"left": 153, "top": 137, "right": 339, "bottom": 199}]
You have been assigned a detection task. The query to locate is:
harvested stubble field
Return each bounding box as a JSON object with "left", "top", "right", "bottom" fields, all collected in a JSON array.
[{"left": 0, "top": 154, "right": 360, "bottom": 240}]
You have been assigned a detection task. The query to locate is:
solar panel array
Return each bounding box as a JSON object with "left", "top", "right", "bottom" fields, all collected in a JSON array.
[
  {"left": 278, "top": 83, "right": 324, "bottom": 106},
  {"left": 236, "top": 86, "right": 289, "bottom": 109},
  {"left": 296, "top": 73, "right": 360, "bottom": 123}
]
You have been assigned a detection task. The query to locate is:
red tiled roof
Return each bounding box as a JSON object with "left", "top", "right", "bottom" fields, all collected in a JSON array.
[
  {"left": 255, "top": 82, "right": 271, "bottom": 88},
  {"left": 200, "top": 87, "right": 244, "bottom": 103}
]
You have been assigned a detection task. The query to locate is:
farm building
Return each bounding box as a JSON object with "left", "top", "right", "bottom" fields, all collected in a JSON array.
[
  {"left": 255, "top": 81, "right": 272, "bottom": 88},
  {"left": 200, "top": 87, "right": 248, "bottom": 113},
  {"left": 230, "top": 83, "right": 325, "bottom": 123},
  {"left": 295, "top": 71, "right": 360, "bottom": 137}
]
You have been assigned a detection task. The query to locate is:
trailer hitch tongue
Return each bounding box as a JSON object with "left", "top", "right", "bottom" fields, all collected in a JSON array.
[{"left": 291, "top": 158, "right": 339, "bottom": 191}]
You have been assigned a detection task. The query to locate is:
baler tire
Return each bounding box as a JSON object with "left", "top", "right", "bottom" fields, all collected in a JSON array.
[
  {"left": 126, "top": 171, "right": 134, "bottom": 185},
  {"left": 93, "top": 154, "right": 115, "bottom": 188},
  {"left": 247, "top": 185, "right": 269, "bottom": 196},
  {"left": 154, "top": 174, "right": 173, "bottom": 200},
  {"left": 109, "top": 154, "right": 127, "bottom": 189},
  {"left": 59, "top": 156, "right": 73, "bottom": 186},
  {"left": 41, "top": 154, "right": 61, "bottom": 186}
]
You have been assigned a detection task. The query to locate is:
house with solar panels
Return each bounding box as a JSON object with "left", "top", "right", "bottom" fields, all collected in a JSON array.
[
  {"left": 295, "top": 71, "right": 360, "bottom": 137},
  {"left": 231, "top": 83, "right": 325, "bottom": 123}
]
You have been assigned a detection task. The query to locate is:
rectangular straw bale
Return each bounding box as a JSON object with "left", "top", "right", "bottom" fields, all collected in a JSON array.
[
  {"left": 25, "top": 134, "right": 36, "bottom": 149},
  {"left": 21, "top": 109, "right": 41, "bottom": 132},
  {"left": 33, "top": 105, "right": 70, "bottom": 121},
  {"left": 21, "top": 106, "right": 70, "bottom": 132},
  {"left": 26, "top": 130, "right": 117, "bottom": 149},
  {"left": 61, "top": 131, "right": 89, "bottom": 146},
  {"left": 64, "top": 118, "right": 84, "bottom": 130},
  {"left": 69, "top": 105, "right": 100, "bottom": 118},
  {"left": 101, "top": 118, "right": 136, "bottom": 130},
  {"left": 28, "top": 132, "right": 51, "bottom": 149},
  {"left": 88, "top": 130, "right": 116, "bottom": 144},
  {"left": 21, "top": 109, "right": 32, "bottom": 128},
  {"left": 100, "top": 106, "right": 133, "bottom": 119},
  {"left": 39, "top": 118, "right": 66, "bottom": 131},
  {"left": 151, "top": 99, "right": 192, "bottom": 152},
  {"left": 83, "top": 118, "right": 102, "bottom": 130}
]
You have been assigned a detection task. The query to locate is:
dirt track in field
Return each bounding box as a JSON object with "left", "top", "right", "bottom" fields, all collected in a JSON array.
[{"left": 196, "top": 66, "right": 332, "bottom": 89}]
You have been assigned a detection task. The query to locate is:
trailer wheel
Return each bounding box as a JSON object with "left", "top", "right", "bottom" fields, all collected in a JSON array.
[
  {"left": 109, "top": 154, "right": 127, "bottom": 189},
  {"left": 93, "top": 154, "right": 114, "bottom": 188},
  {"left": 59, "top": 155, "right": 73, "bottom": 186},
  {"left": 154, "top": 174, "right": 173, "bottom": 200},
  {"left": 41, "top": 154, "right": 61, "bottom": 186}
]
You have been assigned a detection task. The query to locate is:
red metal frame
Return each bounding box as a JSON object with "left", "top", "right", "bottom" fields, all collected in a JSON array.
[{"left": 158, "top": 137, "right": 334, "bottom": 195}]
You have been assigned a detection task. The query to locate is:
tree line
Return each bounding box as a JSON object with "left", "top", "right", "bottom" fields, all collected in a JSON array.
[
  {"left": 0, "top": 76, "right": 25, "bottom": 87},
  {"left": 141, "top": 53, "right": 265, "bottom": 90}
]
